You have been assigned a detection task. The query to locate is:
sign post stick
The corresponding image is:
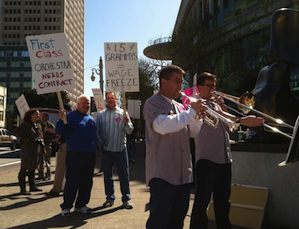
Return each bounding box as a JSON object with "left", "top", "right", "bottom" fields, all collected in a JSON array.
[
  {"left": 56, "top": 91, "right": 67, "bottom": 124},
  {"left": 122, "top": 91, "right": 127, "bottom": 118}
]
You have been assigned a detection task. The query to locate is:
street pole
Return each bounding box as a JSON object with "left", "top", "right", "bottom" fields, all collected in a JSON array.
[
  {"left": 91, "top": 56, "right": 104, "bottom": 95},
  {"left": 99, "top": 56, "right": 104, "bottom": 95}
]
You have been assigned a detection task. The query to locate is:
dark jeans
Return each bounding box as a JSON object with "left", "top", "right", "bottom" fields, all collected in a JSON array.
[
  {"left": 61, "top": 150, "right": 96, "bottom": 210},
  {"left": 190, "top": 159, "right": 232, "bottom": 229},
  {"left": 102, "top": 148, "right": 131, "bottom": 202},
  {"left": 146, "top": 178, "right": 191, "bottom": 229}
]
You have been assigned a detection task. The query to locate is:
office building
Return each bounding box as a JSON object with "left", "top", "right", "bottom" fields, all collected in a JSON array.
[{"left": 0, "top": 0, "right": 84, "bottom": 128}]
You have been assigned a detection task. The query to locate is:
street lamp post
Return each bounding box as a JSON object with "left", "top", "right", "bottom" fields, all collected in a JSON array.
[{"left": 91, "top": 56, "right": 104, "bottom": 94}]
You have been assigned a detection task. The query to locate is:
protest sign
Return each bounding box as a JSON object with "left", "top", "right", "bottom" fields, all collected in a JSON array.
[
  {"left": 128, "top": 100, "right": 141, "bottom": 119},
  {"left": 15, "top": 94, "right": 30, "bottom": 119},
  {"left": 26, "top": 33, "right": 75, "bottom": 95},
  {"left": 92, "top": 88, "right": 106, "bottom": 112},
  {"left": 104, "top": 42, "right": 139, "bottom": 92}
]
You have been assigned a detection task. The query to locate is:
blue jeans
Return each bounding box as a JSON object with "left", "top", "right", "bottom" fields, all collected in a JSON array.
[
  {"left": 61, "top": 150, "right": 96, "bottom": 210},
  {"left": 102, "top": 147, "right": 131, "bottom": 202},
  {"left": 146, "top": 178, "right": 191, "bottom": 229}
]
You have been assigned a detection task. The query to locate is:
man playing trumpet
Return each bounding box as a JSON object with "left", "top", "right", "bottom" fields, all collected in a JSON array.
[
  {"left": 143, "top": 65, "right": 206, "bottom": 229},
  {"left": 190, "top": 72, "right": 264, "bottom": 229}
]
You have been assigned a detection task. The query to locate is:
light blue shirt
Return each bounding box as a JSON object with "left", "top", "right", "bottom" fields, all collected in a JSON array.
[{"left": 96, "top": 106, "right": 133, "bottom": 152}]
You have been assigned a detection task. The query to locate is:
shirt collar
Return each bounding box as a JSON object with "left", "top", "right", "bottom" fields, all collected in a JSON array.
[{"left": 160, "top": 94, "right": 173, "bottom": 105}]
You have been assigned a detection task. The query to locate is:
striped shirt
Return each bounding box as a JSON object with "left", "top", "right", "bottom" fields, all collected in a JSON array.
[{"left": 96, "top": 106, "right": 133, "bottom": 152}]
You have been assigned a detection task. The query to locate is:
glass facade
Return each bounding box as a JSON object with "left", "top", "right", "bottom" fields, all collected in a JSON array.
[{"left": 0, "top": 46, "right": 32, "bottom": 117}]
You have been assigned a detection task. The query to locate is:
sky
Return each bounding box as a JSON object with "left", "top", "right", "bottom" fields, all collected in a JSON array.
[{"left": 83, "top": 0, "right": 182, "bottom": 97}]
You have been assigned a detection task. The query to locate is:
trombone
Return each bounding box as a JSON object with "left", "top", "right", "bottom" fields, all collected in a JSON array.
[{"left": 213, "top": 91, "right": 294, "bottom": 139}]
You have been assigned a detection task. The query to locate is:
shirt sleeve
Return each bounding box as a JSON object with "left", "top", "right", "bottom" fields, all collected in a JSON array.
[
  {"left": 153, "top": 108, "right": 203, "bottom": 135},
  {"left": 124, "top": 112, "right": 134, "bottom": 135}
]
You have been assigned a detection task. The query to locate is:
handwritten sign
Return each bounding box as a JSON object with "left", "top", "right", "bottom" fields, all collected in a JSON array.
[
  {"left": 26, "top": 33, "right": 75, "bottom": 95},
  {"left": 128, "top": 100, "right": 141, "bottom": 119},
  {"left": 15, "top": 94, "right": 30, "bottom": 119},
  {"left": 92, "top": 88, "right": 106, "bottom": 112},
  {"left": 104, "top": 42, "right": 139, "bottom": 92}
]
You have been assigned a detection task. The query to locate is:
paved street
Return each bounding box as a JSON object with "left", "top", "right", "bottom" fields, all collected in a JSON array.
[{"left": 0, "top": 143, "right": 280, "bottom": 229}]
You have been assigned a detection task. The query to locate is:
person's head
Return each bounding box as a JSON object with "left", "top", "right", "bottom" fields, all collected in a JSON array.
[
  {"left": 41, "top": 112, "right": 49, "bottom": 122},
  {"left": 105, "top": 92, "right": 117, "bottom": 110},
  {"left": 76, "top": 95, "right": 90, "bottom": 114},
  {"left": 159, "top": 65, "right": 185, "bottom": 99},
  {"left": 196, "top": 72, "right": 217, "bottom": 99},
  {"left": 23, "top": 108, "right": 40, "bottom": 123}
]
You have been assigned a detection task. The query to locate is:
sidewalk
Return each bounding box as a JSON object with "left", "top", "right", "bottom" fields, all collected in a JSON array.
[{"left": 0, "top": 142, "right": 275, "bottom": 229}]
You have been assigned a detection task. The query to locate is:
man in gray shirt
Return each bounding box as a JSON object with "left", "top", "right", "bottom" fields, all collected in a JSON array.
[
  {"left": 143, "top": 65, "right": 205, "bottom": 229},
  {"left": 190, "top": 72, "right": 264, "bottom": 229}
]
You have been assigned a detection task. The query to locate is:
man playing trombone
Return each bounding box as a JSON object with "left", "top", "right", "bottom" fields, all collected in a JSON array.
[{"left": 190, "top": 72, "right": 264, "bottom": 229}]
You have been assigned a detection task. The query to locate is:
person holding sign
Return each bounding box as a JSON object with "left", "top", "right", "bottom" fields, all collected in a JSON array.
[
  {"left": 143, "top": 65, "right": 205, "bottom": 229},
  {"left": 56, "top": 95, "right": 97, "bottom": 216},
  {"left": 96, "top": 92, "right": 134, "bottom": 209}
]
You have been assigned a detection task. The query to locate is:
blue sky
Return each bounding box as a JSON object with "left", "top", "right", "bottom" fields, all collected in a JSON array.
[{"left": 84, "top": 0, "right": 182, "bottom": 96}]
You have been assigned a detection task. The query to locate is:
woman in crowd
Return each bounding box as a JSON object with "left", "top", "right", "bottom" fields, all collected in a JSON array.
[{"left": 14, "top": 108, "right": 44, "bottom": 195}]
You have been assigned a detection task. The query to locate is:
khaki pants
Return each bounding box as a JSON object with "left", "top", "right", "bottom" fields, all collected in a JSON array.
[{"left": 52, "top": 143, "right": 66, "bottom": 192}]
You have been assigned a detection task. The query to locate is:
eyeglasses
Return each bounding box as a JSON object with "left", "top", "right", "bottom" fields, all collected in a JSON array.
[
  {"left": 168, "top": 79, "right": 183, "bottom": 84},
  {"left": 203, "top": 84, "right": 216, "bottom": 88}
]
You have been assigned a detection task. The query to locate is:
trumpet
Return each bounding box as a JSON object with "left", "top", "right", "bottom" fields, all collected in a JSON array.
[{"left": 181, "top": 91, "right": 239, "bottom": 131}]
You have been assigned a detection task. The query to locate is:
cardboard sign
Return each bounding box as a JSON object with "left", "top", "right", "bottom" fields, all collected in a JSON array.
[
  {"left": 128, "top": 100, "right": 141, "bottom": 119},
  {"left": 104, "top": 42, "right": 139, "bottom": 92},
  {"left": 26, "top": 33, "right": 75, "bottom": 95},
  {"left": 92, "top": 88, "right": 106, "bottom": 112},
  {"left": 15, "top": 94, "right": 30, "bottom": 119}
]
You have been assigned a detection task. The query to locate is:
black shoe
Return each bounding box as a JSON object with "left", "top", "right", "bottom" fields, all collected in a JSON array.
[
  {"left": 103, "top": 199, "right": 114, "bottom": 208},
  {"left": 30, "top": 187, "right": 42, "bottom": 192},
  {"left": 20, "top": 190, "right": 31, "bottom": 195},
  {"left": 45, "top": 190, "right": 60, "bottom": 197}
]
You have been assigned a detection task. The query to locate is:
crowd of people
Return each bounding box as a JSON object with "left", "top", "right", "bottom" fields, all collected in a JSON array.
[{"left": 14, "top": 64, "right": 265, "bottom": 228}]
